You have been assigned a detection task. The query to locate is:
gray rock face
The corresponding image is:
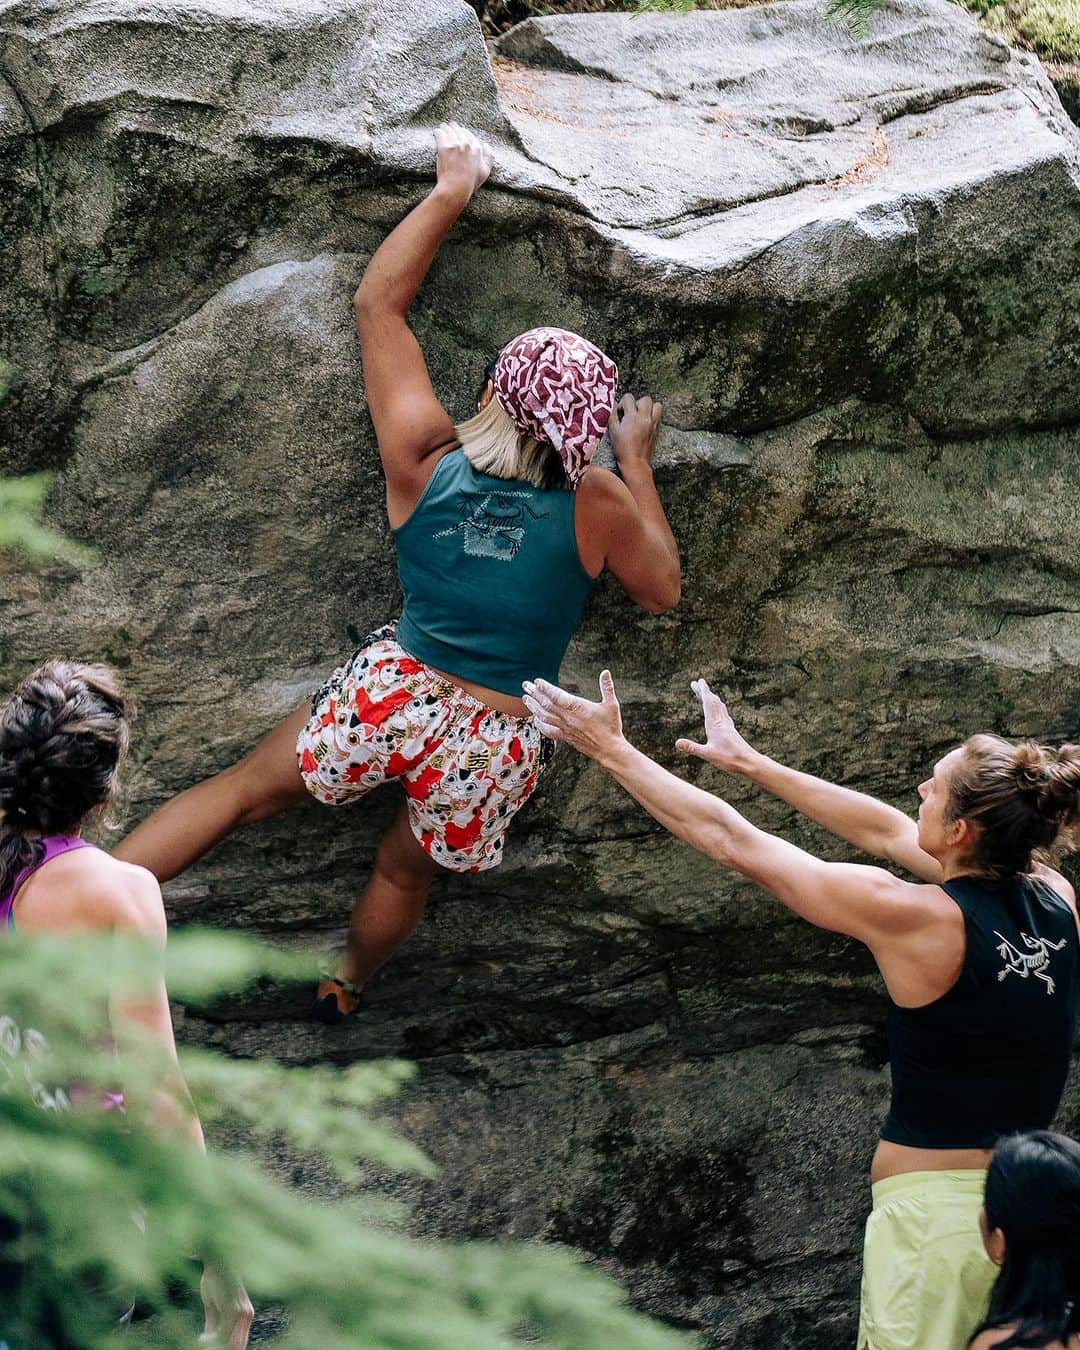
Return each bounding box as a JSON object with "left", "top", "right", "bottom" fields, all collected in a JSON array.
[{"left": 2, "top": 1, "right": 1079, "bottom": 1344}]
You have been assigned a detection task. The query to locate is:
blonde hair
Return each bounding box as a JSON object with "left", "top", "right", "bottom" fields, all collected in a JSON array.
[{"left": 454, "top": 396, "right": 567, "bottom": 491}]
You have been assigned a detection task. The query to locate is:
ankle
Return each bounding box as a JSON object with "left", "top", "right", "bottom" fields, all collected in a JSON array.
[{"left": 338, "top": 952, "right": 368, "bottom": 989}]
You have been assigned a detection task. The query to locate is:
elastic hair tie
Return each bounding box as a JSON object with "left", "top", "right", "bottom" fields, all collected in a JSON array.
[
  {"left": 2, "top": 802, "right": 30, "bottom": 828},
  {"left": 1042, "top": 764, "right": 1053, "bottom": 781}
]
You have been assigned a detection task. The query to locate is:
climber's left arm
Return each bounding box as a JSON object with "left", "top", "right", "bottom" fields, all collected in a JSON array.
[{"left": 522, "top": 673, "right": 919, "bottom": 945}]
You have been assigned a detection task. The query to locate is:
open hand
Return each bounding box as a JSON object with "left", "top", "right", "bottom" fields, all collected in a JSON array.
[
  {"left": 435, "top": 122, "right": 493, "bottom": 202},
  {"left": 609, "top": 394, "right": 662, "bottom": 469},
  {"left": 675, "top": 679, "right": 755, "bottom": 773},
  {"left": 522, "top": 671, "right": 625, "bottom": 763}
]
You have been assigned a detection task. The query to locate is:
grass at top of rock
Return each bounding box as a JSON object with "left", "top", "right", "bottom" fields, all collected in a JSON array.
[
  {"left": 1012, "top": 0, "right": 1080, "bottom": 55},
  {"left": 475, "top": 0, "right": 744, "bottom": 35},
  {"left": 475, "top": 0, "right": 1080, "bottom": 61},
  {"left": 963, "top": 0, "right": 1080, "bottom": 55}
]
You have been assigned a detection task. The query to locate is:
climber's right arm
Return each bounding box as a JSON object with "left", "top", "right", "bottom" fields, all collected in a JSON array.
[
  {"left": 353, "top": 124, "right": 492, "bottom": 517},
  {"left": 675, "top": 681, "right": 944, "bottom": 884},
  {"left": 576, "top": 394, "right": 681, "bottom": 615}
]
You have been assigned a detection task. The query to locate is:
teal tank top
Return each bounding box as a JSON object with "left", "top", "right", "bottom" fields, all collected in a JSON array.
[{"left": 393, "top": 450, "right": 595, "bottom": 696}]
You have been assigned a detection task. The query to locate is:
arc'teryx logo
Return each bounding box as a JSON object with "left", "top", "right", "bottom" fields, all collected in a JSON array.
[
  {"left": 434, "top": 491, "right": 548, "bottom": 561},
  {"left": 994, "top": 930, "right": 1068, "bottom": 995}
]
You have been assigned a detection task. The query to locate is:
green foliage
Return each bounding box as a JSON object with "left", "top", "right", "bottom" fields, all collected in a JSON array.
[
  {"left": 627, "top": 0, "right": 697, "bottom": 11},
  {"left": 0, "top": 474, "right": 94, "bottom": 565},
  {"left": 1014, "top": 0, "right": 1080, "bottom": 55},
  {"left": 0, "top": 930, "right": 696, "bottom": 1349},
  {"left": 822, "top": 0, "right": 1079, "bottom": 54},
  {"left": 822, "top": 0, "right": 879, "bottom": 36}
]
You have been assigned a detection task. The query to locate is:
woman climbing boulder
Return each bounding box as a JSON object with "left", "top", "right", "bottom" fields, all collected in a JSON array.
[{"left": 116, "top": 124, "right": 681, "bottom": 1023}]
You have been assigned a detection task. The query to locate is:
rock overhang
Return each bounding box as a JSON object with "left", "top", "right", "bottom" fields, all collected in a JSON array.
[{"left": 492, "top": 0, "right": 1077, "bottom": 231}]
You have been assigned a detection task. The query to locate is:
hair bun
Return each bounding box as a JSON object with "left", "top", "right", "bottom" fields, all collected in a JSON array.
[
  {"left": 1011, "top": 741, "right": 1080, "bottom": 826},
  {"left": 1043, "top": 745, "right": 1080, "bottom": 827},
  {"left": 1012, "top": 742, "right": 1049, "bottom": 795}
]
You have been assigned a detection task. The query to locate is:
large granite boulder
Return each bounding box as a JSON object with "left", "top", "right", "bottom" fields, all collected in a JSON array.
[{"left": 1, "top": 1, "right": 1078, "bottom": 1344}]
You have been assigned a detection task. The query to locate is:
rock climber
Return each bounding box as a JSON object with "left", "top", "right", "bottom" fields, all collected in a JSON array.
[{"left": 115, "top": 124, "right": 681, "bottom": 1021}]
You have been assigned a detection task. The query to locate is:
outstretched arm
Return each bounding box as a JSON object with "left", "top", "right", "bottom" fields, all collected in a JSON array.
[
  {"left": 353, "top": 123, "right": 492, "bottom": 522},
  {"left": 523, "top": 674, "right": 918, "bottom": 946},
  {"left": 675, "top": 680, "right": 943, "bottom": 883}
]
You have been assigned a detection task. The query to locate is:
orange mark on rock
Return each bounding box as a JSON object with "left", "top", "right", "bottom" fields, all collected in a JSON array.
[
  {"left": 491, "top": 55, "right": 584, "bottom": 127},
  {"left": 826, "top": 126, "right": 890, "bottom": 189}
]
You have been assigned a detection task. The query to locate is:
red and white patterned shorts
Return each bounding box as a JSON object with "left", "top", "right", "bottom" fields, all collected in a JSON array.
[{"left": 296, "top": 626, "right": 555, "bottom": 873}]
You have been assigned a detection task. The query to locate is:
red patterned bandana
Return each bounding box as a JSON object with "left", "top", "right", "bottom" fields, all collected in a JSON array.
[{"left": 490, "top": 327, "right": 618, "bottom": 485}]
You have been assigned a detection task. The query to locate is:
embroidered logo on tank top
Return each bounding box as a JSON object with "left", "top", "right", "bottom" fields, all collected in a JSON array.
[
  {"left": 434, "top": 491, "right": 548, "bottom": 562},
  {"left": 994, "top": 930, "right": 1069, "bottom": 994}
]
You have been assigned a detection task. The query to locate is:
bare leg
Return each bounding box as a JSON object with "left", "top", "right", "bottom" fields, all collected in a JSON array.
[
  {"left": 115, "top": 704, "right": 313, "bottom": 882},
  {"left": 345, "top": 800, "right": 438, "bottom": 983},
  {"left": 315, "top": 799, "right": 438, "bottom": 1020}
]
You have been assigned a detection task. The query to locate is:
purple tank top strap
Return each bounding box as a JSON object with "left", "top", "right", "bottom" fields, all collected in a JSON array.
[{"left": 0, "top": 835, "right": 95, "bottom": 931}]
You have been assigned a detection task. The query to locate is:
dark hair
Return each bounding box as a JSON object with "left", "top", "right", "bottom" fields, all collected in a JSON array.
[
  {"left": 474, "top": 345, "right": 506, "bottom": 407},
  {"left": 945, "top": 736, "right": 1080, "bottom": 878},
  {"left": 970, "top": 1131, "right": 1080, "bottom": 1349},
  {"left": 0, "top": 661, "right": 128, "bottom": 896}
]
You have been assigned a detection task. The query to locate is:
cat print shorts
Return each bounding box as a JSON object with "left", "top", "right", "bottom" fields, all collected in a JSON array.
[{"left": 296, "top": 625, "right": 555, "bottom": 873}]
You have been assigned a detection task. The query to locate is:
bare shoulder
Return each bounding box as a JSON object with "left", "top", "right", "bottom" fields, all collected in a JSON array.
[
  {"left": 59, "top": 852, "right": 165, "bottom": 939},
  {"left": 969, "top": 1331, "right": 1009, "bottom": 1350},
  {"left": 1032, "top": 860, "right": 1077, "bottom": 907},
  {"left": 865, "top": 874, "right": 956, "bottom": 934},
  {"left": 13, "top": 847, "right": 157, "bottom": 935},
  {"left": 916, "top": 876, "right": 973, "bottom": 934},
  {"left": 101, "top": 859, "right": 167, "bottom": 939},
  {"left": 575, "top": 464, "right": 633, "bottom": 511},
  {"left": 967, "top": 1329, "right": 1068, "bottom": 1350},
  {"left": 574, "top": 464, "right": 637, "bottom": 542}
]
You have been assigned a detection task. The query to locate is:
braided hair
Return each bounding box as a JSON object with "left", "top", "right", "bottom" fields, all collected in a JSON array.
[
  {"left": 945, "top": 735, "right": 1080, "bottom": 878},
  {"left": 0, "top": 661, "right": 128, "bottom": 895}
]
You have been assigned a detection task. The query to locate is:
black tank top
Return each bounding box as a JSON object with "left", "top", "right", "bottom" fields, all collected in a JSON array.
[{"left": 882, "top": 873, "right": 1080, "bottom": 1149}]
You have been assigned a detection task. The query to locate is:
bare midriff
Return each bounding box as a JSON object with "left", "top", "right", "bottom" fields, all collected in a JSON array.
[
  {"left": 425, "top": 663, "right": 529, "bottom": 719},
  {"left": 871, "top": 1139, "right": 993, "bottom": 1183}
]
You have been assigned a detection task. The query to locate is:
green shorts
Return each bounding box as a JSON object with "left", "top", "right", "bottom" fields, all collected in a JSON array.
[{"left": 857, "top": 1170, "right": 997, "bottom": 1350}]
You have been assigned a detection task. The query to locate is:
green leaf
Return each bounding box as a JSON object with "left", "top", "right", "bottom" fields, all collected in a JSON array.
[
  {"left": 0, "top": 473, "right": 96, "bottom": 564},
  {"left": 0, "top": 930, "right": 697, "bottom": 1348}
]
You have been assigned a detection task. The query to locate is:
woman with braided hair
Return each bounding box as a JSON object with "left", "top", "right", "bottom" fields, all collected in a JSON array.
[
  {"left": 116, "top": 123, "right": 681, "bottom": 1021},
  {"left": 0, "top": 659, "right": 253, "bottom": 1348},
  {"left": 522, "top": 672, "right": 1080, "bottom": 1350}
]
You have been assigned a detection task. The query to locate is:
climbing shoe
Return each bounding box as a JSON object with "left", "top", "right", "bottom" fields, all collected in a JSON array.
[{"left": 312, "top": 968, "right": 361, "bottom": 1024}]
